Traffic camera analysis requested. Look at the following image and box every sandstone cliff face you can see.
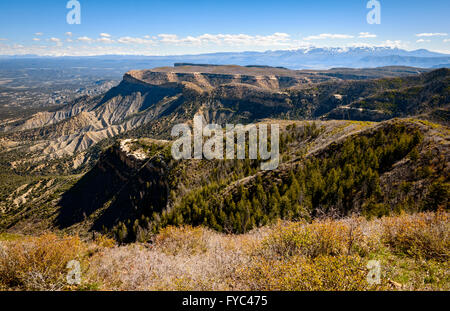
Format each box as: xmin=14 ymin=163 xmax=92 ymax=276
xmin=125 ymin=69 xmax=306 ymax=90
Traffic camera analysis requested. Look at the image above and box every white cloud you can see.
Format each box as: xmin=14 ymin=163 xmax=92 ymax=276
xmin=48 ymin=37 xmax=62 ymax=47
xmin=359 ymin=32 xmax=377 ymax=38
xmin=66 ymin=38 xmax=73 ymax=42
xmin=158 ymin=34 xmax=178 ymax=43
xmin=303 ymin=33 xmax=354 ymax=40
xmin=97 ymin=37 xmax=115 ymax=44
xmin=117 ymin=36 xmax=155 ymax=44
xmin=77 ymin=36 xmax=93 ymax=43
xmin=65 ymin=32 xmax=73 ymax=37
xmin=32 ymin=38 xmax=41 ymax=42
xmin=444 ymin=39 xmax=450 ymax=43
xmin=416 ymin=39 xmax=431 ymax=43
xmin=0 ymin=38 xmax=7 ymax=41
xmin=34 ymin=32 xmax=44 ymax=36
xmin=416 ymin=33 xmax=447 ymax=37
xmin=100 ymin=33 xmax=111 ymax=38
xmin=157 ymin=32 xmax=293 ymax=47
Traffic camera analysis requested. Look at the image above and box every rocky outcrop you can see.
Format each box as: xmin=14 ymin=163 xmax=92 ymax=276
xmin=125 ymin=66 xmax=311 ymax=90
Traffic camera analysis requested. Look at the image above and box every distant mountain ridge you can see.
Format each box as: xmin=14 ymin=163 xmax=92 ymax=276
xmin=1 ymin=47 xmax=449 ymax=70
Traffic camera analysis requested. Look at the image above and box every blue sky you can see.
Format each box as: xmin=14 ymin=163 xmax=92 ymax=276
xmin=0 ymin=0 xmax=449 ymax=56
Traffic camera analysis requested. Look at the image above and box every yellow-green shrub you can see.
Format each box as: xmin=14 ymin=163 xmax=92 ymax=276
xmin=381 ymin=212 xmax=449 ymax=261
xmin=259 ymin=219 xmax=368 ymax=259
xmin=0 ymin=233 xmax=84 ymax=290
xmin=94 ymin=235 xmax=116 ymax=249
xmin=242 ymin=255 xmax=382 ymax=291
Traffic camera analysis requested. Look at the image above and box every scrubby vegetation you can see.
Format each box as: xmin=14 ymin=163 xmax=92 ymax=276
xmin=0 ymin=233 xmax=85 ymax=290
xmin=1 ymin=212 xmax=448 ymax=291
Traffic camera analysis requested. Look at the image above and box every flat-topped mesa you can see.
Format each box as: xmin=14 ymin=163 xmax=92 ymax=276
xmin=124 ymin=65 xmax=311 ymax=90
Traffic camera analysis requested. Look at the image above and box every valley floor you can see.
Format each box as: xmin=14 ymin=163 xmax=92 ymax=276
xmin=0 ymin=211 xmax=448 ymax=291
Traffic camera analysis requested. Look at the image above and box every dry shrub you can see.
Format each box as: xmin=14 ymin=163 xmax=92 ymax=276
xmin=0 ymin=233 xmax=84 ymax=290
xmin=94 ymin=235 xmax=116 ymax=249
xmin=381 ymin=212 xmax=449 ymax=261
xmin=86 ymin=241 xmax=251 ymax=291
xmin=84 ymin=227 xmax=270 ymax=290
xmin=241 ymin=255 xmax=380 ymax=291
xmin=259 ymin=218 xmax=369 ymax=259
xmin=153 ymin=226 xmax=209 ymax=256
